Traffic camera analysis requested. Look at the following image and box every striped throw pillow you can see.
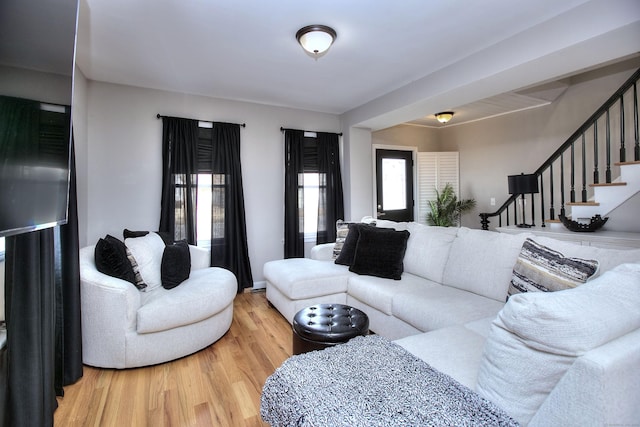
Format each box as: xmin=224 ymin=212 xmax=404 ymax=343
xmin=507 ymin=238 xmax=599 ymax=300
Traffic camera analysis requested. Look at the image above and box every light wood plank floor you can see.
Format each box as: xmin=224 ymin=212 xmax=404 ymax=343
xmin=54 ymin=290 xmax=291 ymax=426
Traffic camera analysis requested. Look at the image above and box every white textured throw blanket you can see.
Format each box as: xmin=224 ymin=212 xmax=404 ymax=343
xmin=261 ymin=335 xmax=518 ymax=427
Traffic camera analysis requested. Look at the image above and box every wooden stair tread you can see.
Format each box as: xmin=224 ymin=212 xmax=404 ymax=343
xmin=614 ymin=160 xmax=640 ymax=166
xmin=590 ymin=182 xmax=627 ymax=187
xmin=546 ymin=219 xmax=562 ymax=223
xmin=566 ymin=201 xmax=600 ymax=206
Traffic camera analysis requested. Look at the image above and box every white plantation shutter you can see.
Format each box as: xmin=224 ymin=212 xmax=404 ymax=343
xmin=417 ymin=152 xmax=459 ymax=224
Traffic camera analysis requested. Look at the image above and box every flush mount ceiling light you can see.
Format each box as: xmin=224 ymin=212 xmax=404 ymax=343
xmin=296 ymin=25 xmax=337 ymax=58
xmin=435 ymin=112 xmax=454 ymax=124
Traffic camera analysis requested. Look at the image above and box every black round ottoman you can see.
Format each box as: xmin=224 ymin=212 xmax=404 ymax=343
xmin=292 ymin=304 xmax=369 ymax=355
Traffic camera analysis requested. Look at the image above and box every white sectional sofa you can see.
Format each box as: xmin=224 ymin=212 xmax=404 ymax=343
xmin=263 ymin=220 xmax=640 ymax=426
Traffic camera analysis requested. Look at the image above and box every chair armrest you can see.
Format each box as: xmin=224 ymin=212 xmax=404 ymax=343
xmin=79 ymin=246 xmax=141 ymax=367
xmin=79 ymin=246 xmax=141 ymax=328
xmin=310 ymin=243 xmax=335 ymax=261
xmin=189 ymin=245 xmax=211 ymax=270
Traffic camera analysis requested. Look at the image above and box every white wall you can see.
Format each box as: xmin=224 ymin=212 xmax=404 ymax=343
xmin=341 ymin=127 xmax=375 ymax=222
xmin=372 ymin=125 xmax=440 ymax=153
xmin=80 ymin=81 xmax=340 ymax=285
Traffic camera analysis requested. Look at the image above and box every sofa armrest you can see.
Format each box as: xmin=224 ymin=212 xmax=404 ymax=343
xmin=310 ymin=243 xmax=335 ymax=261
xmin=530 ymin=328 xmax=640 ymax=427
xmin=189 ymin=245 xmax=211 ymax=271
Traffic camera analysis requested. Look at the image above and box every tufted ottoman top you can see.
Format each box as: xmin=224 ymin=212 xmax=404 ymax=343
xmin=293 ymin=304 xmax=369 ymax=343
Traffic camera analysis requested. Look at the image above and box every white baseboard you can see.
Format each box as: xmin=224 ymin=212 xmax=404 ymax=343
xmin=252 ymin=281 xmax=266 ymax=290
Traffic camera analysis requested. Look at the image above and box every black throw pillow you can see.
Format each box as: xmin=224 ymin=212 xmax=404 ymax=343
xmin=335 ymin=223 xmax=375 ymax=266
xmin=94 ymin=235 xmax=137 ymax=284
xmin=161 ymin=240 xmax=191 ymax=289
xmin=349 ymin=226 xmax=410 ymax=280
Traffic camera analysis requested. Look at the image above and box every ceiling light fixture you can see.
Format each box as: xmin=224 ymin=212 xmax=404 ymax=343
xmin=296 ymin=25 xmax=337 ymax=58
xmin=435 ymin=112 xmax=454 ymax=124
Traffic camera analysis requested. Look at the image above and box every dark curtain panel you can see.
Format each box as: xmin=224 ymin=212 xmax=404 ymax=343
xmin=55 ymin=137 xmax=83 ymax=388
xmin=316 ymin=132 xmax=344 ymax=244
xmin=210 ymin=123 xmax=254 ymax=291
xmin=4 ymin=229 xmax=57 ymax=427
xmin=284 ymin=130 xmax=305 ymax=258
xmin=159 ymin=117 xmax=199 ymax=244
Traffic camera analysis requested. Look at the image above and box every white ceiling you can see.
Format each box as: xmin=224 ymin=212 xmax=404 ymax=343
xmin=76 ymin=0 xmax=640 ymax=129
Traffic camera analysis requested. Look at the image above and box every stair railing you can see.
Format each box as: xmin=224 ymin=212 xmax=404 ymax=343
xmin=480 ymin=67 xmax=640 ymax=230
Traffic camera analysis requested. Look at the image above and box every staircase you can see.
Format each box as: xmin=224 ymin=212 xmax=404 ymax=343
xmin=567 ymin=162 xmax=640 ymax=221
xmin=480 ymin=68 xmax=640 ymax=231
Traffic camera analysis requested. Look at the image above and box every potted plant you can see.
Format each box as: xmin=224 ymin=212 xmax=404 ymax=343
xmin=427 ymin=183 xmax=476 ymax=227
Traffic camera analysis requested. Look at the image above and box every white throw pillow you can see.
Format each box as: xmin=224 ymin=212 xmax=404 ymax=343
xmin=125 ymin=232 xmax=167 ymax=292
xmin=476 ymin=263 xmax=640 ymax=425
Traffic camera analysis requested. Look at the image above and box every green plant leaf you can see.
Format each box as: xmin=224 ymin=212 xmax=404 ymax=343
xmin=426 ymin=183 xmax=476 ymax=227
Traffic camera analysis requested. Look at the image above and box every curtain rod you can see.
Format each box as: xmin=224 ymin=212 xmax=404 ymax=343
xmin=280 ymin=126 xmax=342 ymax=136
xmin=157 ymin=113 xmax=246 ymax=127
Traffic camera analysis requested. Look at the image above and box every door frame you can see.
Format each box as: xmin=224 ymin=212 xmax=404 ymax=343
xmin=371 ymin=144 xmax=418 ymax=222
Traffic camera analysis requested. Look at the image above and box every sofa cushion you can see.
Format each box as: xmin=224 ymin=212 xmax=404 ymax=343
xmin=263 ymin=258 xmax=351 ymax=299
xmin=137 ymin=267 xmax=236 ymax=334
xmin=94 ymin=235 xmax=138 ymax=286
xmin=403 ymin=223 xmax=458 ymax=283
xmin=395 ymin=324 xmax=487 ymax=389
xmin=125 ymin=232 xmax=167 ymax=292
xmin=161 ymin=240 xmax=191 ymax=289
xmin=392 ymin=284 xmax=504 ymax=332
xmin=442 ymin=228 xmax=531 ymax=302
xmin=476 ymin=263 xmax=640 ymax=426
xmin=348 ymin=273 xmax=436 ymax=316
xmin=508 ymin=238 xmax=598 ymax=298
xmin=349 ymin=226 xmax=410 ymax=280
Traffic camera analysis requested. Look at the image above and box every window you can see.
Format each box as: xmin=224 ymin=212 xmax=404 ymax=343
xmin=195 ymin=173 xmax=226 ymax=248
xmin=381 ymin=157 xmax=408 ymax=210
xmin=194 ymin=124 xmax=227 ymax=249
xmin=284 ymin=129 xmax=343 ymax=258
xmin=0 ymin=237 xmax=4 ymax=262
xmin=301 ymin=172 xmax=320 ymax=240
xmin=168 ymin=124 xmax=228 ymax=248
xmin=299 ymin=133 xmax=328 ymax=241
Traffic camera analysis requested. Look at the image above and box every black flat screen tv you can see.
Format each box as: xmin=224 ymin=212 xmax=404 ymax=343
xmin=0 ymin=0 xmax=78 ymax=238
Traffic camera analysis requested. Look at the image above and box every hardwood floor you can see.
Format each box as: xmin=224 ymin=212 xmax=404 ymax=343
xmin=54 ymin=290 xmax=292 ymax=426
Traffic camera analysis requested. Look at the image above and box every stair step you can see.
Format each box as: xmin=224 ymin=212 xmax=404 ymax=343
xmin=614 ymin=160 xmax=640 ymax=166
xmin=590 ymin=182 xmax=627 ymax=187
xmin=566 ymin=201 xmax=600 ymax=206
xmin=546 ymin=219 xmax=562 ymax=223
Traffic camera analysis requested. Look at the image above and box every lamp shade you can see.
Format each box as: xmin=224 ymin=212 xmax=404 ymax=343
xmin=508 ymin=173 xmax=539 ymax=195
xmin=296 ymin=25 xmax=336 ymax=56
